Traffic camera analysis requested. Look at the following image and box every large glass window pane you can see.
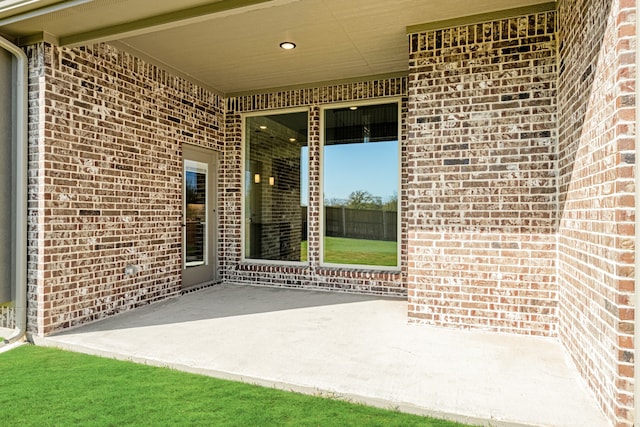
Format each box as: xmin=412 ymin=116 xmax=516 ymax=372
xmin=244 ymin=111 xmax=308 ymax=262
xmin=323 ymin=102 xmax=399 ymax=267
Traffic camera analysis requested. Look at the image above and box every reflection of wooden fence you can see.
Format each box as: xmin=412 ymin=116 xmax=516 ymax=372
xmin=300 ymin=206 xmax=397 ymax=241
xmin=327 ymin=207 xmax=397 ymax=241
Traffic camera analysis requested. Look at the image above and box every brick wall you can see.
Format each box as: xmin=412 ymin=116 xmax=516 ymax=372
xmin=19 ymin=7 xmax=636 ymax=423
xmin=224 ymin=81 xmax=408 ymax=295
xmin=557 ymin=0 xmax=636 ymax=425
xmin=26 ymin=43 xmax=225 ymax=335
xmin=25 ymin=43 xmax=410 ymax=335
xmin=406 ymin=11 xmax=558 ymax=335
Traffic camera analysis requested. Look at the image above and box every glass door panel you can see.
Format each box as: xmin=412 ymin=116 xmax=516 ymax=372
xmin=185 ymin=160 xmax=208 ymax=267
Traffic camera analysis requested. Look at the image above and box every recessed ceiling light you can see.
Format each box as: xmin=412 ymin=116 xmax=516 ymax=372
xmin=279 ymin=41 xmax=296 ymax=50
xmin=259 ymin=125 xmax=267 ymax=130
xmin=289 ymin=138 xmax=297 ymax=142
xmin=349 ymin=106 xmax=358 ymax=110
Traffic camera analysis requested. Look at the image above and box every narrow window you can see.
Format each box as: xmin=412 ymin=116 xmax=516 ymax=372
xmin=244 ymin=110 xmax=309 ymax=262
xmin=322 ymin=102 xmax=399 ymax=268
xmin=184 ymin=160 xmax=208 ymax=267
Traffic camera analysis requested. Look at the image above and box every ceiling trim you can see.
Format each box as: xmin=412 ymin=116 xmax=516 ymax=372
xmin=227 ymin=71 xmax=408 ymax=99
xmin=59 ymin=0 xmax=301 ymax=48
xmin=109 ymin=40 xmax=224 ymax=98
xmin=0 ymin=31 xmax=16 ymax=43
xmin=0 ymin=0 xmax=92 ymax=26
xmin=406 ymin=2 xmax=557 ymax=34
xmin=0 ymin=0 xmax=41 ymax=15
xmin=16 ymin=30 xmax=58 ymax=46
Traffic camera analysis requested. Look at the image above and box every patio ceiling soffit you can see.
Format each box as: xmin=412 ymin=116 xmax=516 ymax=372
xmin=0 ymin=0 xmax=557 ymax=96
xmin=2 ymin=0 xmax=302 ymax=47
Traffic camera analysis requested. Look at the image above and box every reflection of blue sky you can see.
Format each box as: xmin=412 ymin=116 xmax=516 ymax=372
xmin=186 ymin=170 xmax=206 ymax=204
xmin=300 ymin=140 xmax=398 ymax=206
xmin=186 ymin=171 xmax=197 ymax=190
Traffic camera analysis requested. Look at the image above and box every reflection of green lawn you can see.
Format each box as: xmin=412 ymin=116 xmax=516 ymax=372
xmin=300 ymin=237 xmax=397 ymax=266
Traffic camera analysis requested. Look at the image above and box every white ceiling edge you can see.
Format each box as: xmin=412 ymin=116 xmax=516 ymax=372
xmin=62 ymin=0 xmax=305 ymax=47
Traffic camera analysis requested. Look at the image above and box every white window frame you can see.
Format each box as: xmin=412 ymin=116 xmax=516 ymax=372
xmin=241 ymin=107 xmax=310 ymax=266
xmin=319 ymin=98 xmax=402 ymax=271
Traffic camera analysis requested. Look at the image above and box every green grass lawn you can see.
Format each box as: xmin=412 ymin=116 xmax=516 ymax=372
xmin=301 ymin=237 xmax=397 ymax=266
xmin=0 ymin=345 xmax=471 ymax=427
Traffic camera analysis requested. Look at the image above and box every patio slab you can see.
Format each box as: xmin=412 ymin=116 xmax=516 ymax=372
xmin=37 ymin=283 xmax=607 ymax=427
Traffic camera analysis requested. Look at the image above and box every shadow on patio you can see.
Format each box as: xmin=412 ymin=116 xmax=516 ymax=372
xmin=38 ymin=284 xmax=607 ymax=427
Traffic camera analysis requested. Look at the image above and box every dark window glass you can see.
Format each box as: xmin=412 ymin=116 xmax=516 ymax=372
xmin=244 ymin=111 xmax=308 ymax=262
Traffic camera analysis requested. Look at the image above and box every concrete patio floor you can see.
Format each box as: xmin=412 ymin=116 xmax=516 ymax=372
xmin=37 ymin=283 xmax=607 ymax=427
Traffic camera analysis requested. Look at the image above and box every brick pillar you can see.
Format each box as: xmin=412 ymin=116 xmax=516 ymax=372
xmin=407 ymin=11 xmax=559 ymax=335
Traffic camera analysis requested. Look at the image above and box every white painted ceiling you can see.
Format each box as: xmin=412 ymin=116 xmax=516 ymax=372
xmin=0 ymin=0 xmax=552 ymax=95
